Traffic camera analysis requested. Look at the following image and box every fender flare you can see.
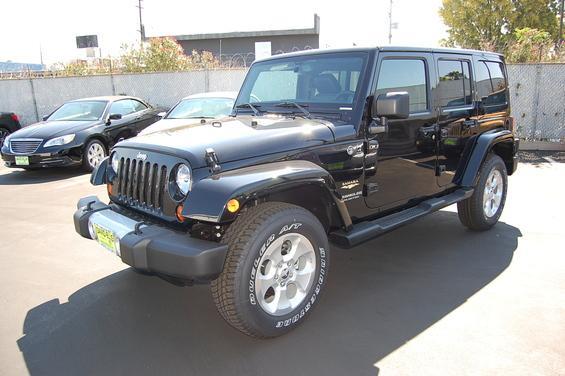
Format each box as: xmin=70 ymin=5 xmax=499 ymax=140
xmin=182 ymin=160 xmax=351 ymax=228
xmin=456 ymin=128 xmax=515 ymax=187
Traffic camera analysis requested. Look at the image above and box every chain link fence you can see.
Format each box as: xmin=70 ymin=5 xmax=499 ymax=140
xmin=506 ymin=64 xmax=565 ymax=141
xmin=0 ymin=64 xmax=563 ymax=143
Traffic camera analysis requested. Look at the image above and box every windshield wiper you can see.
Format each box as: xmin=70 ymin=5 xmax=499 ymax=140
xmin=235 ymin=103 xmax=261 ymax=116
xmin=274 ymin=101 xmax=311 ymax=119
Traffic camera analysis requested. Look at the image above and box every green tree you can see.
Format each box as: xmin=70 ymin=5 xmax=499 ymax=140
xmin=120 ymin=38 xmax=220 ymax=73
xmin=506 ymin=27 xmax=564 ymax=62
xmin=440 ymin=0 xmax=560 ymax=52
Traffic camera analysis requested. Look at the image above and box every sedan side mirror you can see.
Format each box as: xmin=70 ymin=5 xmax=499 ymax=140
xmin=157 ymin=111 xmax=167 ymax=118
xmin=42 ymin=115 xmax=49 ymax=121
xmin=109 ymin=113 xmax=122 ymax=120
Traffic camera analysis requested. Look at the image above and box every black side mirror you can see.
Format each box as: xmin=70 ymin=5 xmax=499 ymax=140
xmin=42 ymin=115 xmax=49 ymax=121
xmin=106 ymin=113 xmax=122 ymax=125
xmin=371 ymin=92 xmax=410 ymax=119
xmin=368 ymin=92 xmax=410 ymax=135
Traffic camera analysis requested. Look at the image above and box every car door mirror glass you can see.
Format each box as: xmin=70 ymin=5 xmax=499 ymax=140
xmin=109 ymin=113 xmax=122 ymax=120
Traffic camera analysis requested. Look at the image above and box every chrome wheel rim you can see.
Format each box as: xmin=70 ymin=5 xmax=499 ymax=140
xmin=483 ymin=169 xmax=503 ymax=218
xmin=254 ymin=232 xmax=317 ymax=316
xmin=87 ymin=143 xmax=105 ymax=168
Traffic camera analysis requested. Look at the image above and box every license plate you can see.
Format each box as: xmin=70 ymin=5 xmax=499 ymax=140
xmin=93 ymin=223 xmax=119 ymax=255
xmin=15 ymin=156 xmax=29 ymax=166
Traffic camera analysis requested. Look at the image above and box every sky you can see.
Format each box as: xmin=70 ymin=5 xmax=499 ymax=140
xmin=0 ymin=0 xmax=447 ymax=66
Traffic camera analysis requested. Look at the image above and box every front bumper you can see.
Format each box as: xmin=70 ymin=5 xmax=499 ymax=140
xmin=1 ymin=152 xmax=81 ymax=168
xmin=73 ymin=196 xmax=228 ymax=281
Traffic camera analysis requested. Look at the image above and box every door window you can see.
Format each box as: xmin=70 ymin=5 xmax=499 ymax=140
xmin=437 ymin=60 xmax=472 ymax=107
xmin=476 ymin=61 xmax=508 ymax=106
xmin=376 ymin=59 xmax=428 ymax=113
xmin=110 ymin=99 xmax=146 ymax=116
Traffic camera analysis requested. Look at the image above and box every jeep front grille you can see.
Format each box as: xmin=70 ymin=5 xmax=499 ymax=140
xmin=10 ymin=139 xmax=42 ymax=154
xmin=115 ymin=157 xmax=168 ymax=211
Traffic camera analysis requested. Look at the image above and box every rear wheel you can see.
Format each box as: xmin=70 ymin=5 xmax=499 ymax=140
xmin=0 ymin=127 xmax=10 ymax=148
xmin=457 ymin=154 xmax=508 ymax=231
xmin=211 ymin=202 xmax=329 ymax=338
xmin=82 ymin=139 xmax=107 ymax=172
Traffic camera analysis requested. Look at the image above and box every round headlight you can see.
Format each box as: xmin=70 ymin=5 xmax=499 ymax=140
xmin=110 ymin=152 xmax=119 ymax=172
xmin=175 ymin=164 xmax=192 ymax=195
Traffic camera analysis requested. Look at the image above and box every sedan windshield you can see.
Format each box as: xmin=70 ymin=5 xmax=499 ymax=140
xmin=236 ymin=52 xmax=368 ymax=111
xmin=166 ymin=98 xmax=235 ymax=119
xmin=48 ymin=101 xmax=107 ymax=121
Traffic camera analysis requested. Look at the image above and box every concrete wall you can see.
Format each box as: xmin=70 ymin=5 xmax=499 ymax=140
xmin=0 ymin=64 xmax=563 ymax=142
xmin=179 ymin=34 xmax=319 ymax=58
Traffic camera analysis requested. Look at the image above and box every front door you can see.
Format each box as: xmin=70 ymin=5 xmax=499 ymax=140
xmin=364 ymin=52 xmax=440 ymax=211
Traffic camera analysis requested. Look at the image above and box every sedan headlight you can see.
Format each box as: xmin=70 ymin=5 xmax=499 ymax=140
xmin=110 ymin=152 xmax=119 ymax=172
xmin=175 ymin=164 xmax=192 ymax=195
xmin=44 ymin=134 xmax=75 ymax=147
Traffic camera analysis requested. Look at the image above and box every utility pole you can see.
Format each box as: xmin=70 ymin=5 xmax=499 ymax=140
xmin=388 ymin=0 xmax=393 ymax=44
xmin=559 ymin=0 xmax=564 ymax=47
xmin=137 ymin=0 xmax=145 ymax=43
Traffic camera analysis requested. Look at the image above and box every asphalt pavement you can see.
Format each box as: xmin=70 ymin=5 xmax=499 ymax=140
xmin=0 ymin=155 xmax=563 ymax=375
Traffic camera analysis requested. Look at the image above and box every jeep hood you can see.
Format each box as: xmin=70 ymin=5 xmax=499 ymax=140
xmin=116 ymin=115 xmax=335 ymax=168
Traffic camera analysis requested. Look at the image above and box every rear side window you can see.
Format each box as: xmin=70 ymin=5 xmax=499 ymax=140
xmin=376 ymin=59 xmax=428 ymax=113
xmin=476 ymin=61 xmax=508 ymax=106
xmin=437 ymin=60 xmax=472 ymax=107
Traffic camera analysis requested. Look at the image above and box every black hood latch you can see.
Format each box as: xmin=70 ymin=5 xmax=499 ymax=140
xmin=205 ymin=148 xmax=221 ymax=174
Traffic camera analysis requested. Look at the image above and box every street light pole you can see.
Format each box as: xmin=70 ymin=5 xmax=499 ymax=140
xmin=388 ymin=0 xmax=393 ymax=44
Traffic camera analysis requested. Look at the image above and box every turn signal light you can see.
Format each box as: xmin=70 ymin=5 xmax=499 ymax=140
xmin=176 ymin=205 xmax=185 ymax=222
xmin=227 ymin=199 xmax=240 ymax=213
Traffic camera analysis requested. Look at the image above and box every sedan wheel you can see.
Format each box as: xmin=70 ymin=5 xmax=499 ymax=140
xmin=0 ymin=128 xmax=9 ymax=148
xmin=83 ymin=140 xmax=106 ymax=171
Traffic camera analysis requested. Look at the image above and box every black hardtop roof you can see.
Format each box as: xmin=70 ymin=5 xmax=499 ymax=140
xmin=255 ymin=46 xmax=504 ymax=63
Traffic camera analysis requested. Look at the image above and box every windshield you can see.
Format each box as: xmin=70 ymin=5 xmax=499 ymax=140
xmin=236 ymin=52 xmax=368 ymax=111
xmin=166 ymin=97 xmax=235 ymax=119
xmin=48 ymin=101 xmax=107 ymax=121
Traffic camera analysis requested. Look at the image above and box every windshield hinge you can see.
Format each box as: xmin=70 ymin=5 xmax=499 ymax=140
xmin=205 ymin=148 xmax=221 ymax=174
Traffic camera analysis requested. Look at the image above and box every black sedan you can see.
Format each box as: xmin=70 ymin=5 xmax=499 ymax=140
xmin=1 ymin=96 xmax=163 ymax=171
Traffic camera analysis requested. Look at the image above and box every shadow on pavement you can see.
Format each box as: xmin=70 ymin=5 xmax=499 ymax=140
xmin=0 ymin=167 xmax=86 ymax=185
xmin=17 ymin=211 xmax=521 ymax=376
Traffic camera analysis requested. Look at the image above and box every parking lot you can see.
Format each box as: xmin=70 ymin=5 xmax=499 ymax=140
xmin=0 ymin=153 xmax=563 ymax=376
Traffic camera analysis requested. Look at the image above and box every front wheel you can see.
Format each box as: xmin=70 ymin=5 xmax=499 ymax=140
xmin=211 ymin=202 xmax=330 ymax=338
xmin=457 ymin=153 xmax=508 ymax=231
xmin=82 ymin=139 xmax=107 ymax=172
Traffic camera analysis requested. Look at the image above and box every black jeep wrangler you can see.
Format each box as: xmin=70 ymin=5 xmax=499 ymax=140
xmin=74 ymin=47 xmax=519 ymax=338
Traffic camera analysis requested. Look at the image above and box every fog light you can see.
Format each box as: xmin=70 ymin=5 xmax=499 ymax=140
xmin=227 ymin=199 xmax=240 ymax=213
xmin=87 ymin=218 xmax=97 ymax=240
xmin=176 ymin=205 xmax=185 ymax=222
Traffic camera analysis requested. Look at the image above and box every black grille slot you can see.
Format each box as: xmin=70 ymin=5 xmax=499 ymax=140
xmin=116 ymin=157 xmax=166 ymax=211
xmin=10 ymin=139 xmax=42 ymax=154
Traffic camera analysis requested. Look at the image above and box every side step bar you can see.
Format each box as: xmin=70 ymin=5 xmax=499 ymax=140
xmin=329 ymin=188 xmax=474 ymax=248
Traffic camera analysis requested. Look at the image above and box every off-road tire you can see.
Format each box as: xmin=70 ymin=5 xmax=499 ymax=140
xmin=82 ymin=139 xmax=107 ymax=172
xmin=211 ymin=202 xmax=330 ymax=338
xmin=457 ymin=153 xmax=507 ymax=231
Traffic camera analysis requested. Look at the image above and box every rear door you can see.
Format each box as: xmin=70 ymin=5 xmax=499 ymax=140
xmin=433 ymin=53 xmax=477 ymax=187
xmin=364 ymin=52 xmax=440 ymax=211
